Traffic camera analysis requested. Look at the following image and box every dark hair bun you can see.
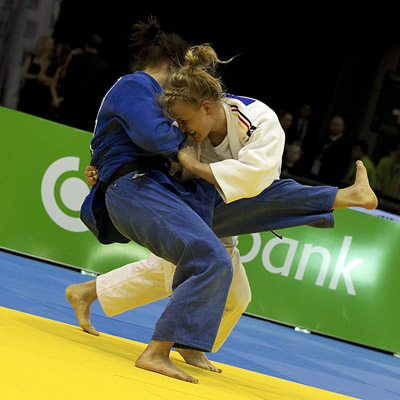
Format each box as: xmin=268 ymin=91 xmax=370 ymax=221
xmin=129 ymin=16 xmax=161 ymax=47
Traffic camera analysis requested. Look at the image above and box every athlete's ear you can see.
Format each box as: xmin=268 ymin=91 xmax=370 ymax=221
xmin=201 ymin=100 xmax=213 ymax=113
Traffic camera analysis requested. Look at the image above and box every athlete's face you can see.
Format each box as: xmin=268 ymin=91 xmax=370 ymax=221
xmin=170 ymin=100 xmax=213 ymax=143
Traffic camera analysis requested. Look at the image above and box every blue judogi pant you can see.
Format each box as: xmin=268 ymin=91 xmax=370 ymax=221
xmin=213 ymin=179 xmax=337 ymax=238
xmin=105 ymin=172 xmax=337 ymax=352
xmin=105 ymin=171 xmax=233 ymax=352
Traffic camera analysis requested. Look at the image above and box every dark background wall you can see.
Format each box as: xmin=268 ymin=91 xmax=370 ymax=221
xmin=53 ymin=2 xmax=400 ymax=160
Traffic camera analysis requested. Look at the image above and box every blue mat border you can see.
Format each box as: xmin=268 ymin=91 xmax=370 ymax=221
xmin=1 ymin=249 xmax=400 ymax=400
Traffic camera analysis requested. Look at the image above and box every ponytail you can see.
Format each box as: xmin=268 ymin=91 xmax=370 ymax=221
xmin=160 ymin=44 xmax=233 ymax=111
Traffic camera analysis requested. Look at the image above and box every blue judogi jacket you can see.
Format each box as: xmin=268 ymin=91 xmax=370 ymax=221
xmin=80 ymin=72 xmax=187 ymax=244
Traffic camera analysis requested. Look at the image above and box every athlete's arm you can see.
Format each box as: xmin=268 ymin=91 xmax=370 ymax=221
xmin=178 ymin=146 xmax=221 ymax=190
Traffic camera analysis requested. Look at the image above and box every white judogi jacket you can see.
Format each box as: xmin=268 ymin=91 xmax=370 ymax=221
xmin=184 ymin=94 xmax=285 ymax=204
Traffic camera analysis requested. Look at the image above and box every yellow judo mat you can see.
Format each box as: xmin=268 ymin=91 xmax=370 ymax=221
xmin=0 ymin=306 xmax=360 ymax=400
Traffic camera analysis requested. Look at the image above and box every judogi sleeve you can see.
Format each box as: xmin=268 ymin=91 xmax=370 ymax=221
xmin=103 ymin=76 xmax=186 ymax=157
xmin=210 ymin=102 xmax=285 ymax=203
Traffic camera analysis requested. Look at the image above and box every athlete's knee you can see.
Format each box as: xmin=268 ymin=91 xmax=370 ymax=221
xmin=219 ymin=236 xmax=238 ymax=253
xmin=220 ymin=237 xmax=252 ymax=309
xmin=229 ymin=278 xmax=252 ymax=311
xmin=216 ymin=251 xmax=234 ymax=280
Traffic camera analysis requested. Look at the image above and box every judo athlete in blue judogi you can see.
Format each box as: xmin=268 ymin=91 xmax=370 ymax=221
xmin=80 ymin=21 xmax=234 ymax=384
xmin=81 ymin=72 xmax=234 ymax=377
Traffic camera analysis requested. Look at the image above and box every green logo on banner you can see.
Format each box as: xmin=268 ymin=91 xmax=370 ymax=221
xmin=41 ymin=156 xmax=89 ymax=232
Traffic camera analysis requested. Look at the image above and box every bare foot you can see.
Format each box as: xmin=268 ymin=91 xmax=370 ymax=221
xmin=177 ymin=349 xmax=222 ymax=373
xmin=352 ymin=160 xmax=378 ymax=210
xmin=136 ymin=341 xmax=198 ymax=384
xmin=65 ymin=281 xmax=99 ymax=336
xmin=333 ymin=160 xmax=378 ymax=210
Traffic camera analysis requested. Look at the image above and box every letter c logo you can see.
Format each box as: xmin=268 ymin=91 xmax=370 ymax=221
xmin=41 ymin=157 xmax=89 ymax=232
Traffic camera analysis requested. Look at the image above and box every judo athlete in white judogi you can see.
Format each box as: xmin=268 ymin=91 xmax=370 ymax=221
xmin=69 ymin=45 xmax=377 ymax=380
xmin=94 ymin=94 xmax=339 ymax=352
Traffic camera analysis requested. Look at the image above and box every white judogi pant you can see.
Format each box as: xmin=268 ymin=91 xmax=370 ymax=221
xmin=96 ymin=236 xmax=251 ymax=352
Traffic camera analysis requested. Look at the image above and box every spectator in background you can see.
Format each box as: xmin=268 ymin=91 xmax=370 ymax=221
xmin=56 ymin=33 xmax=110 ymax=131
xmin=281 ymin=142 xmax=307 ymax=177
xmin=310 ymin=115 xmax=351 ymax=186
xmin=40 ymin=41 xmax=72 ymax=86
xmin=35 ymin=41 xmax=72 ymax=119
xmin=277 ymin=109 xmax=293 ymax=134
xmin=375 ymin=142 xmax=400 ymax=200
xmin=342 ymin=139 xmax=376 ymax=188
xmin=50 ymin=46 xmax=82 ymax=121
xmin=286 ymin=103 xmax=315 ymax=148
xmin=17 ymin=36 xmax=55 ymax=118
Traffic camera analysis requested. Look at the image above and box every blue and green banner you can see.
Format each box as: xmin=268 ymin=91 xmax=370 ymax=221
xmin=237 ymin=209 xmax=400 ymax=354
xmin=1 ymin=106 xmax=399 ymax=354
xmin=0 ymin=107 xmax=149 ymax=273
